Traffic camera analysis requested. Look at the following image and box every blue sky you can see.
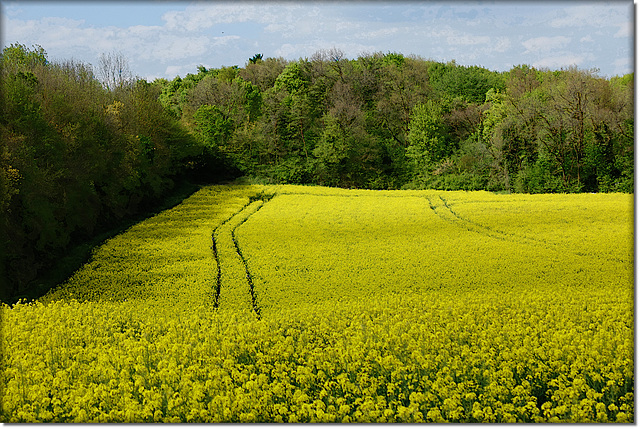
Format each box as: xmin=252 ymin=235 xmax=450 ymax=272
xmin=1 ymin=1 xmax=634 ymax=81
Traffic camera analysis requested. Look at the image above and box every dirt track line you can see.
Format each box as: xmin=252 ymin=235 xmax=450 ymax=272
xmin=211 ymin=202 xmax=257 ymax=309
xmin=231 ymin=208 xmax=262 ymax=320
xmin=427 ymin=194 xmax=627 ymax=265
xmin=426 ymin=193 xmax=560 ymax=250
xmin=211 ymin=191 xmax=276 ymax=317
xmin=437 ymin=195 xmax=545 ymax=246
xmin=211 ymin=203 xmax=252 ymax=309
xmin=211 ymin=231 xmax=222 ymax=308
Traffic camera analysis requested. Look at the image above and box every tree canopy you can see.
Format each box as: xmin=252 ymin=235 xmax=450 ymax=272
xmin=159 ymin=50 xmax=632 ymax=193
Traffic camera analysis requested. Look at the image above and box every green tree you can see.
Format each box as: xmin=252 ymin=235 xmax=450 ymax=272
xmin=374 ymin=56 xmax=433 ymax=149
xmin=428 ymin=61 xmax=506 ymax=103
xmin=0 ymin=44 xmax=199 ymax=302
xmin=239 ymin=57 xmax=287 ymax=92
xmin=406 ymin=100 xmax=450 ymax=174
xmin=158 ymin=51 xmax=633 ymax=194
xmin=1 ymin=42 xmax=47 ymax=71
xmin=313 ymin=114 xmax=349 ymax=185
xmin=248 ymin=53 xmax=263 ymax=64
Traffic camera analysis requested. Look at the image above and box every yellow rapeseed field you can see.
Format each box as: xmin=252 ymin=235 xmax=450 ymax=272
xmin=1 ymin=184 xmax=633 ymax=422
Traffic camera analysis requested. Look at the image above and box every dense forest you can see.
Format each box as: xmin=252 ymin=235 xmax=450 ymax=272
xmin=0 ymin=44 xmax=634 ymax=302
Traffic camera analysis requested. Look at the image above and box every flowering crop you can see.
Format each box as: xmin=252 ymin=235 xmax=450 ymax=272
xmin=1 ymin=185 xmax=633 ymax=422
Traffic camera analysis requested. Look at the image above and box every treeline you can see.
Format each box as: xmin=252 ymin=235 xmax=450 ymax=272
xmin=0 ymin=44 xmax=634 ymax=302
xmin=159 ymin=49 xmax=633 ymax=192
xmin=0 ymin=44 xmax=205 ymax=302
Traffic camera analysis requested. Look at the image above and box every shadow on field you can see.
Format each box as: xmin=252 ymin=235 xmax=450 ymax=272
xmin=4 ymin=179 xmax=215 ymax=305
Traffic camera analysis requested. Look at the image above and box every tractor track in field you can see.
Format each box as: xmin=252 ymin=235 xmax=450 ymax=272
xmin=425 ymin=194 xmax=627 ymax=265
xmin=231 ymin=213 xmax=262 ymax=319
xmin=426 ymin=194 xmax=561 ymax=250
xmin=211 ymin=207 xmax=244 ymax=309
xmin=211 ymin=191 xmax=276 ymax=318
xmin=427 ymin=194 xmax=545 ymax=246
xmin=211 ymin=231 xmax=223 ymax=307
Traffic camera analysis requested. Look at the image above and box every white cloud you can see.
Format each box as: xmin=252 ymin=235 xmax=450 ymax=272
xmin=549 ymin=3 xmax=632 ymax=39
xmin=335 ymin=21 xmax=357 ymax=34
xmin=3 ymin=4 xmax=23 ymax=18
xmin=533 ymin=55 xmax=585 ymax=70
xmin=522 ymin=36 xmax=571 ymax=54
xmin=613 ymin=21 xmax=633 ymax=38
xmin=1 ymin=2 xmax=632 ymax=79
xmin=3 ymin=14 xmax=220 ymax=73
xmin=549 ymin=4 xmax=613 ymax=28
xmin=354 ymin=27 xmax=399 ymax=40
xmin=264 ymin=23 xmax=291 ymax=34
xmin=154 ymin=36 xmax=211 ymax=62
xmin=162 ymin=3 xmax=289 ymax=32
xmin=263 ymin=7 xmax=360 ymax=39
xmin=447 ymin=34 xmax=490 ymax=46
xmin=3 ymin=19 xmax=36 ymax=43
xmin=212 ymin=35 xmax=241 ymax=46
xmin=612 ymin=57 xmax=631 ymax=76
xmin=126 ymin=25 xmax=163 ymax=37
xmin=274 ymin=43 xmax=302 ymax=58
xmin=40 ymin=16 xmax=85 ymax=27
xmin=165 ymin=63 xmax=200 ymax=78
xmin=428 ymin=26 xmax=457 ymax=39
xmin=493 ymin=37 xmax=511 ymax=53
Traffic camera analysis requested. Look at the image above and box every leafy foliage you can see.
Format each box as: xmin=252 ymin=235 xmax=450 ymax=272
xmin=157 ymin=52 xmax=632 ymax=193
xmin=0 ymin=44 xmax=198 ymax=302
xmin=406 ymin=100 xmax=451 ymax=173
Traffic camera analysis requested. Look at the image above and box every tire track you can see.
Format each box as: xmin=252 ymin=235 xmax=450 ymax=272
xmin=231 ymin=210 xmax=262 ymax=319
xmin=211 ymin=232 xmax=222 ymax=308
xmin=211 ymin=191 xmax=276 ymax=318
xmin=426 ymin=193 xmax=626 ymax=264
xmin=211 ymin=204 xmax=251 ymax=309
xmin=437 ymin=195 xmax=545 ymax=246
xmin=426 ymin=193 xmax=558 ymax=250
xmin=427 ymin=193 xmax=554 ymax=247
